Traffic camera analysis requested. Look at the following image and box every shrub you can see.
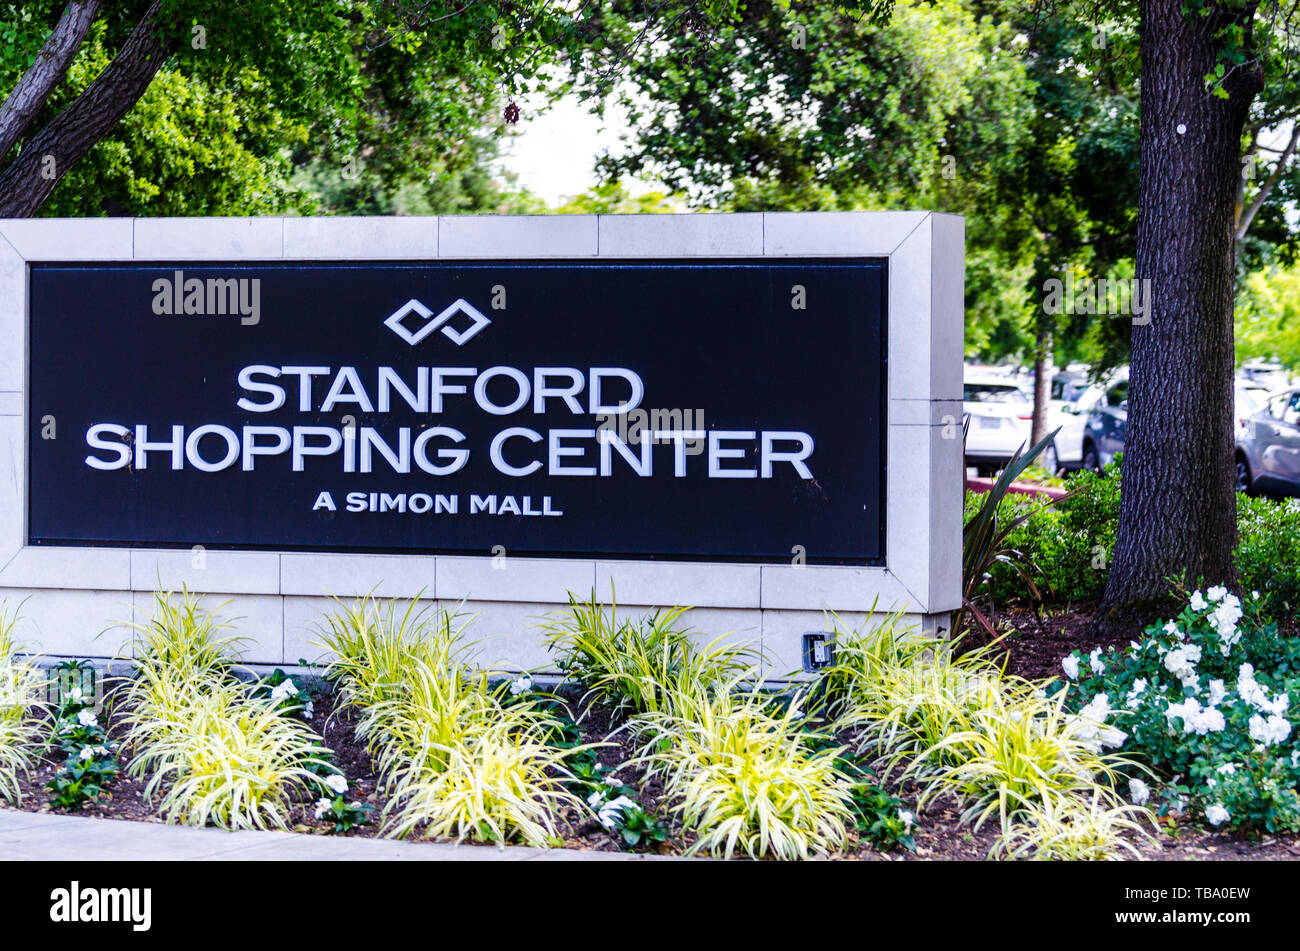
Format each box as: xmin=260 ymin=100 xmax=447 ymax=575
xmin=990 ymin=791 xmax=1152 ymax=861
xmin=1053 ymin=587 xmax=1300 ymax=834
xmin=1236 ymin=496 xmax=1300 ymax=618
xmin=122 ymin=589 xmax=248 ymax=685
xmin=325 ymin=599 xmax=591 ymax=847
xmin=973 ymin=461 xmax=1122 ymax=607
xmin=820 ymin=612 xmax=1011 ymax=771
xmin=542 ymin=590 xmax=757 ymax=716
xmin=818 ymin=611 xmax=1150 ymax=857
xmin=122 ymin=592 xmax=334 ymax=831
xmin=133 ymin=683 xmax=331 ymax=830
xmin=907 ymin=687 xmax=1137 ymax=832
xmin=634 ymin=684 xmax=855 ymax=860
xmin=0 ymin=611 xmax=46 ymax=804
xmin=316 ymin=594 xmax=468 ymax=713
xmin=377 ymin=716 xmax=584 ymax=846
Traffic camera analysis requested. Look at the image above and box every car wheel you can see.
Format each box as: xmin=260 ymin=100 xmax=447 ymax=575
xmin=1043 ymin=442 xmax=1060 ymax=476
xmin=1082 ymin=441 xmax=1099 ymax=472
xmin=1235 ymin=455 xmax=1252 ymax=494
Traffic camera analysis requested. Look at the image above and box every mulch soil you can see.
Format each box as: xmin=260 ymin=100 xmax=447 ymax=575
xmin=3 ymin=613 xmax=1299 ymax=861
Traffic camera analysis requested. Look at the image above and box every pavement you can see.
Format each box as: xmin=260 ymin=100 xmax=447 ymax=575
xmin=0 ymin=808 xmax=677 ymax=861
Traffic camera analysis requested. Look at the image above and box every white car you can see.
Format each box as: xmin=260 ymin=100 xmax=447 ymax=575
xmin=963 ymin=373 xmax=1033 ymax=472
xmin=1042 ymin=371 xmax=1097 ymax=473
xmin=1235 ymin=379 xmax=1271 ymax=439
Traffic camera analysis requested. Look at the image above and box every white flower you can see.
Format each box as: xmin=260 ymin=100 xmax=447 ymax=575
xmin=1217 ymin=762 xmax=1237 ymax=776
xmin=68 ymin=686 xmax=83 ymax=702
xmin=509 ymin=674 xmax=533 ymax=697
xmin=1208 ymin=595 xmax=1242 ymax=651
xmin=1126 ymin=678 xmax=1148 ymax=710
xmin=1062 ymin=654 xmax=1080 ymax=680
xmin=586 ymin=791 xmax=604 ymax=808
xmin=597 ymin=795 xmax=638 ymax=830
xmin=1070 ymin=694 xmax=1127 ymax=751
xmin=76 ymin=709 xmax=97 ymax=727
xmin=604 ymin=775 xmax=623 ymax=788
xmin=1163 ymin=644 xmax=1201 ymax=681
xmin=1237 ymin=664 xmax=1289 ymax=715
xmin=270 ymin=678 xmax=298 ymax=701
xmin=1207 ymin=585 xmax=1228 ymax=603
xmin=1089 ymin=647 xmax=1106 ymax=676
xmin=1248 ymin=713 xmax=1292 ymax=747
xmin=313 ymin=798 xmax=332 ymax=819
xmin=899 ymin=810 xmax=915 ymax=829
xmin=79 ymin=746 xmax=94 ymax=760
xmin=1190 ymin=591 xmax=1208 ymax=612
xmin=1201 ymin=675 xmax=1222 ymax=706
xmin=301 ymin=700 xmax=314 ymax=720
xmin=1163 ymin=620 xmax=1185 ymax=641
xmin=1205 ymin=804 xmax=1230 ymax=827
xmin=1129 ymin=778 xmax=1150 ymax=805
xmin=325 ymin=774 xmax=348 ymax=794
xmin=1252 ymin=591 xmax=1260 ymax=601
xmin=1165 ymin=698 xmax=1225 ymax=735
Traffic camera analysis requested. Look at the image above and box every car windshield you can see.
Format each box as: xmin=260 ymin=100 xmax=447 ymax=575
xmin=965 ymin=383 xmax=1029 ymax=404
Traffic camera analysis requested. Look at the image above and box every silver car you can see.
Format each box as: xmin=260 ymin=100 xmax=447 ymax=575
xmin=1236 ymin=387 xmax=1300 ymax=496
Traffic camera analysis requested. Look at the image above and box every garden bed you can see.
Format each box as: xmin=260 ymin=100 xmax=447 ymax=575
xmin=3 ymin=587 xmax=1300 ymax=861
xmin=2 ymin=674 xmax=1297 ymax=861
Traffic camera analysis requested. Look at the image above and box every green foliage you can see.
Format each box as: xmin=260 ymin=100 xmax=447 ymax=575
xmin=1236 ymin=267 xmax=1300 ymax=369
xmin=121 ymin=589 xmax=248 ymax=686
xmin=982 ymin=459 xmax=1300 ymax=615
xmin=1052 ymin=588 xmax=1300 ymax=835
xmin=837 ymin=755 xmax=917 ymax=852
xmin=2 ymin=1 xmax=567 ymax=217
xmin=554 ymin=181 xmax=683 ymax=215
xmin=322 ymin=597 xmax=588 ymax=846
xmin=0 ymin=611 xmax=46 ymax=804
xmin=972 ymin=456 xmax=1122 ymax=605
xmin=820 ymin=611 xmax=1150 ymax=856
xmin=315 ymin=594 xmax=468 ymax=715
xmin=1236 ymin=497 xmax=1300 ymax=618
xmin=958 ymin=430 xmax=1056 ymax=637
xmin=634 ymin=684 xmax=856 ymax=860
xmin=541 ymin=590 xmax=758 ymax=716
xmin=131 ymin=684 xmax=332 ymax=830
xmin=121 ymin=592 xmax=332 ymax=830
xmin=314 ymin=793 xmax=374 ymax=834
xmin=989 ymin=791 xmax=1151 ymax=861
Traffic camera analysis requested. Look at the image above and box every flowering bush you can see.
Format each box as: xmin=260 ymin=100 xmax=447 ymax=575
xmin=1053 ymin=588 xmax=1300 ymax=834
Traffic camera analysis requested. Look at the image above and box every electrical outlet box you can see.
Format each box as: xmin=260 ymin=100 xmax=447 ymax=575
xmin=801 ymin=633 xmax=835 ymax=672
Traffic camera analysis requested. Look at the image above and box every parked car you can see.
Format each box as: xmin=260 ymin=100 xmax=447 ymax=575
xmin=1235 ymin=379 xmax=1271 ymax=439
xmin=1236 ymin=387 xmax=1300 ymax=497
xmin=1080 ymin=370 xmax=1129 ymax=470
xmin=1042 ymin=369 xmax=1102 ymax=474
xmin=963 ymin=373 xmax=1032 ymax=472
xmin=1239 ymin=359 xmax=1292 ymax=394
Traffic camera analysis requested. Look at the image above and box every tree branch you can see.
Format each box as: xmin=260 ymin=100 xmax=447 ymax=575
xmin=0 ymin=0 xmax=104 ymax=162
xmin=1237 ymin=121 xmax=1300 ymax=241
xmin=0 ymin=0 xmax=175 ymax=218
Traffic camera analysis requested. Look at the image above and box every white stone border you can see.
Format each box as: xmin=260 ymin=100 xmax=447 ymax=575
xmin=0 ymin=212 xmax=964 ymax=663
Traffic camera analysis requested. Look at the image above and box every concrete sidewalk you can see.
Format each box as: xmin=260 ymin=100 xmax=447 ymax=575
xmin=0 ymin=809 xmax=677 ymax=861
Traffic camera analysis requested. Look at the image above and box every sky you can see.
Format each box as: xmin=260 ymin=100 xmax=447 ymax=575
xmin=494 ymin=93 xmax=656 ymax=206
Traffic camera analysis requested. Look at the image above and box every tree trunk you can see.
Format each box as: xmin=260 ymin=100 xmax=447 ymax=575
xmin=1095 ymin=0 xmax=1262 ymax=631
xmin=0 ymin=0 xmax=173 ymax=218
xmin=1030 ymin=321 xmax=1051 ymax=449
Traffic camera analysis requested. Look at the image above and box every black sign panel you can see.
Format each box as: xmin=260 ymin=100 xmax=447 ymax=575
xmin=28 ymin=259 xmax=887 ymax=564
